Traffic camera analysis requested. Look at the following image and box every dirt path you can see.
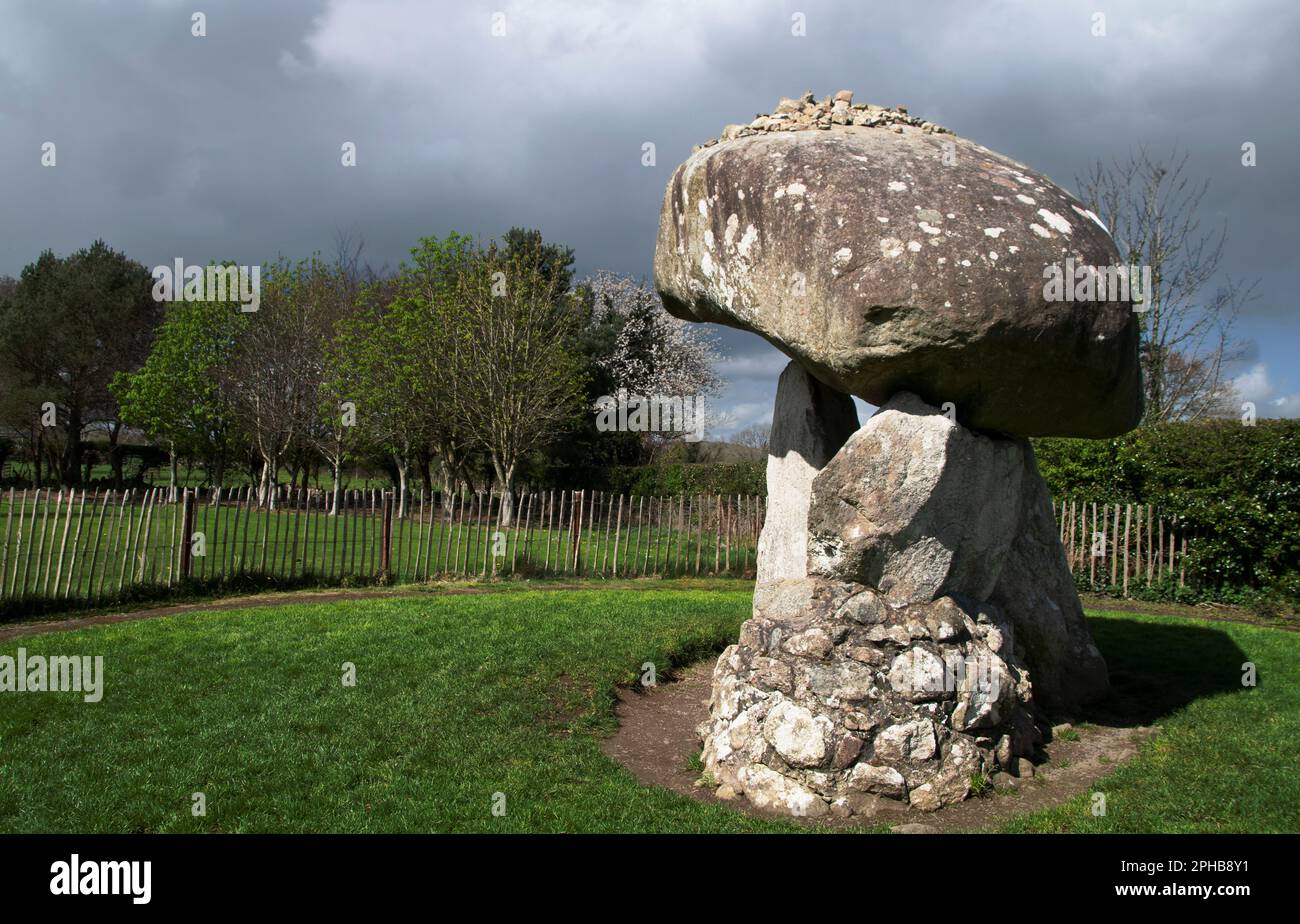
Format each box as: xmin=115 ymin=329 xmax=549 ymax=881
xmin=603 ymin=660 xmax=1155 ymax=833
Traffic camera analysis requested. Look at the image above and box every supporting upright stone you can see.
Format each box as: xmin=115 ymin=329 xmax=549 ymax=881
xmin=989 ymin=443 xmax=1110 ymax=714
xmin=753 ymin=361 xmax=858 ymax=618
xmin=807 ymin=392 xmax=1022 ymax=604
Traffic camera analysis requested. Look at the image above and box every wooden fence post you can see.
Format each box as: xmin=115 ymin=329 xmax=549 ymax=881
xmin=1110 ymin=503 xmax=1120 ymax=586
xmin=1122 ymin=503 xmax=1132 ymax=598
xmin=53 ymin=488 xmax=75 ymax=597
xmin=380 ymin=491 xmax=393 ymax=578
xmin=1146 ymin=505 xmax=1154 ymax=584
xmin=714 ymin=494 xmax=722 ymax=574
xmin=86 ymin=490 xmax=110 ymax=600
xmin=1179 ymin=534 xmax=1187 ymax=588
xmin=571 ymin=490 xmax=583 ymax=574
xmin=180 ymin=490 xmax=195 ymax=579
xmin=612 ymin=495 xmax=623 ymax=577
xmin=1158 ymin=518 xmax=1166 ymax=579
xmin=1134 ymin=502 xmax=1142 ymax=588
xmin=1066 ymin=501 xmax=1076 ymax=574
xmin=1089 ymin=501 xmax=1097 ymax=588
xmin=0 ymin=487 xmax=13 ymax=600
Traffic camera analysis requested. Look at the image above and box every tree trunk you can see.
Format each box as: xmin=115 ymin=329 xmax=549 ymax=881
xmin=394 ymin=452 xmax=409 ymax=519
xmin=169 ymin=441 xmax=179 ymax=502
xmin=258 ymin=454 xmax=277 ymax=509
xmin=33 ymin=428 xmax=43 ymax=487
xmin=62 ymin=405 xmax=83 ymax=486
xmin=492 ymin=457 xmax=516 ymax=527
xmin=108 ymin=422 xmax=124 ymax=491
xmin=331 ymin=457 xmax=344 ymax=516
xmin=420 ymin=450 xmax=433 ymax=497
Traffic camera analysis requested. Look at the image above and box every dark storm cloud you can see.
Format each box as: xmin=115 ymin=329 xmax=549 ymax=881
xmin=2 ymin=0 xmax=1297 ymax=427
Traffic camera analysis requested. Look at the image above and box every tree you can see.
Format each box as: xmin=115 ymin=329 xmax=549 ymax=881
xmin=220 ymin=256 xmax=347 ymax=507
xmin=446 ymin=236 xmax=588 ymax=525
xmin=585 ymin=271 xmax=723 ymax=457
xmin=389 ymin=232 xmax=478 ymax=502
xmin=587 ymin=271 xmax=722 ymax=398
xmin=113 ymin=274 xmax=247 ymax=497
xmin=731 ymin=422 xmax=771 ymax=453
xmin=502 ymin=227 xmax=575 ymax=292
xmin=0 ymin=241 xmax=161 ymax=486
xmin=304 ymin=233 xmax=385 ymax=514
xmin=325 ymin=276 xmax=432 ymax=517
xmin=1077 ymin=147 xmax=1257 ymax=423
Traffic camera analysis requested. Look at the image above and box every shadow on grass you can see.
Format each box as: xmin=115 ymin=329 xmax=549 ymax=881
xmin=1083 ymin=615 xmax=1249 ymax=727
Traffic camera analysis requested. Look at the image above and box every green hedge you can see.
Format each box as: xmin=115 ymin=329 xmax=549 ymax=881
xmin=1035 ymin=419 xmax=1300 ymax=605
xmin=602 ymin=462 xmax=765 ymax=497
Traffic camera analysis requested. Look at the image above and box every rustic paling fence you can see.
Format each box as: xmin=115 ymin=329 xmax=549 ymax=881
xmin=0 ymin=485 xmax=1192 ymax=613
xmin=1052 ymin=498 xmax=1195 ymax=595
xmin=0 ymin=486 xmax=767 ymax=611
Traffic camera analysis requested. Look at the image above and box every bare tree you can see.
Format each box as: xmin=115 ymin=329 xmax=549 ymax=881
xmin=447 ymin=238 xmax=587 ymax=525
xmin=1077 ymin=146 xmax=1257 ymax=423
xmin=731 ymin=422 xmax=771 ymax=453
xmin=221 ymin=257 xmax=348 ymax=507
xmin=306 ymin=231 xmax=382 ymax=515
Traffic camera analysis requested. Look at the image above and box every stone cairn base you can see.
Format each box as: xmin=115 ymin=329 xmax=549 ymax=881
xmin=699 ymin=372 xmax=1109 ymax=818
xmin=701 ymin=579 xmax=1038 ymax=817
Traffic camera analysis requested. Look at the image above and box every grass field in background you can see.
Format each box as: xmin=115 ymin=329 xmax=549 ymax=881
xmin=0 ymin=589 xmax=1296 ymax=833
xmin=0 ymin=491 xmax=759 ymax=610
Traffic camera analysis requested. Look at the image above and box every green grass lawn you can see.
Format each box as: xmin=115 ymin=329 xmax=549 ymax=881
xmin=1000 ymin=609 xmax=1300 ymax=833
xmin=0 ymin=589 xmax=1296 ymax=833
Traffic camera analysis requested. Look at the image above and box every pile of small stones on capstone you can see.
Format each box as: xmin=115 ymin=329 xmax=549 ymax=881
xmin=693 ymin=90 xmax=951 ymax=152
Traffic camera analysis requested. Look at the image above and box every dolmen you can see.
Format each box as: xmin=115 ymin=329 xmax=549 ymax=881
xmin=653 ymin=91 xmax=1142 ymax=817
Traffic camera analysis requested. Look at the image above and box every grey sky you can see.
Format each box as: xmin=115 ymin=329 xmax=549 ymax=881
xmin=2 ymin=0 xmax=1296 ymax=433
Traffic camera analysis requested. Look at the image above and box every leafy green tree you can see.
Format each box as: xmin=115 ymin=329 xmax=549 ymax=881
xmin=389 ymin=232 xmax=479 ymax=501
xmin=502 ymin=227 xmax=575 ymax=292
xmin=112 ymin=284 xmax=247 ymax=495
xmin=325 ymin=276 xmax=430 ymax=517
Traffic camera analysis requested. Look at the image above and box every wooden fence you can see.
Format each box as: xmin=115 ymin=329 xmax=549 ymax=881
xmin=0 ymin=485 xmax=1193 ymax=614
xmin=1053 ymin=498 xmax=1193 ymax=595
xmin=0 ymin=486 xmax=766 ymax=610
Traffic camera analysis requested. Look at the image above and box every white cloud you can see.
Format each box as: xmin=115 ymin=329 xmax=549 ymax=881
xmin=1233 ymin=363 xmax=1300 ymax=418
xmin=715 ymin=350 xmax=790 ymax=382
xmin=299 ymin=0 xmax=754 ymax=104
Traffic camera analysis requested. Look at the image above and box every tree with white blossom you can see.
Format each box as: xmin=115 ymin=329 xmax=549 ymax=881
xmin=583 ymin=271 xmax=723 ymax=452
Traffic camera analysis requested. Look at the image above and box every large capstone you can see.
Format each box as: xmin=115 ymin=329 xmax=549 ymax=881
xmin=654 ymin=118 xmax=1143 ymax=437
